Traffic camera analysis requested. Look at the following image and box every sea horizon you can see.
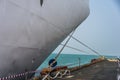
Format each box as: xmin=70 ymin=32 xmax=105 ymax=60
xmin=37 ymin=53 xmax=117 ymax=70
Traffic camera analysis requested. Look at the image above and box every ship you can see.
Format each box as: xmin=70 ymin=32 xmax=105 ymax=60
xmin=0 ymin=0 xmax=89 ymax=79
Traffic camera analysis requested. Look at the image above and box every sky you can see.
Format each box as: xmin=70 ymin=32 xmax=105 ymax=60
xmin=53 ymin=0 xmax=120 ymax=56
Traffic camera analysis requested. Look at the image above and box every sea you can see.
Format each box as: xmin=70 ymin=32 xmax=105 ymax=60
xmin=37 ymin=53 xmax=117 ymax=70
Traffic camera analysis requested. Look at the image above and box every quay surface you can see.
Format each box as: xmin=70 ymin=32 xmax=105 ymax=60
xmin=57 ymin=60 xmax=118 ymax=80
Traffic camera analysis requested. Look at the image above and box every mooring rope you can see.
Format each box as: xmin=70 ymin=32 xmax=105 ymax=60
xmin=55 ymin=30 xmax=75 ymax=60
xmin=60 ymin=44 xmax=90 ymax=54
xmin=0 ymin=71 xmax=35 ymax=80
xmin=71 ymin=36 xmax=103 ymax=57
xmin=0 ymin=30 xmax=105 ymax=80
xmin=42 ymin=31 xmax=75 ymax=80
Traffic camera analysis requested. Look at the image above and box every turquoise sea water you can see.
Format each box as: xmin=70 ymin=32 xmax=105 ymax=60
xmin=37 ymin=54 xmax=117 ymax=70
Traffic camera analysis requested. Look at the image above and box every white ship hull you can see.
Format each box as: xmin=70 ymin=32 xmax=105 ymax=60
xmin=0 ymin=0 xmax=89 ymax=78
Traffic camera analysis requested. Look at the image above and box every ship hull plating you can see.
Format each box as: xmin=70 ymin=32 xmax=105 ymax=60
xmin=0 ymin=0 xmax=89 ymax=78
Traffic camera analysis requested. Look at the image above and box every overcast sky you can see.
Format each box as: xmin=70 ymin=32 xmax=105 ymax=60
xmin=53 ymin=0 xmax=120 ymax=56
